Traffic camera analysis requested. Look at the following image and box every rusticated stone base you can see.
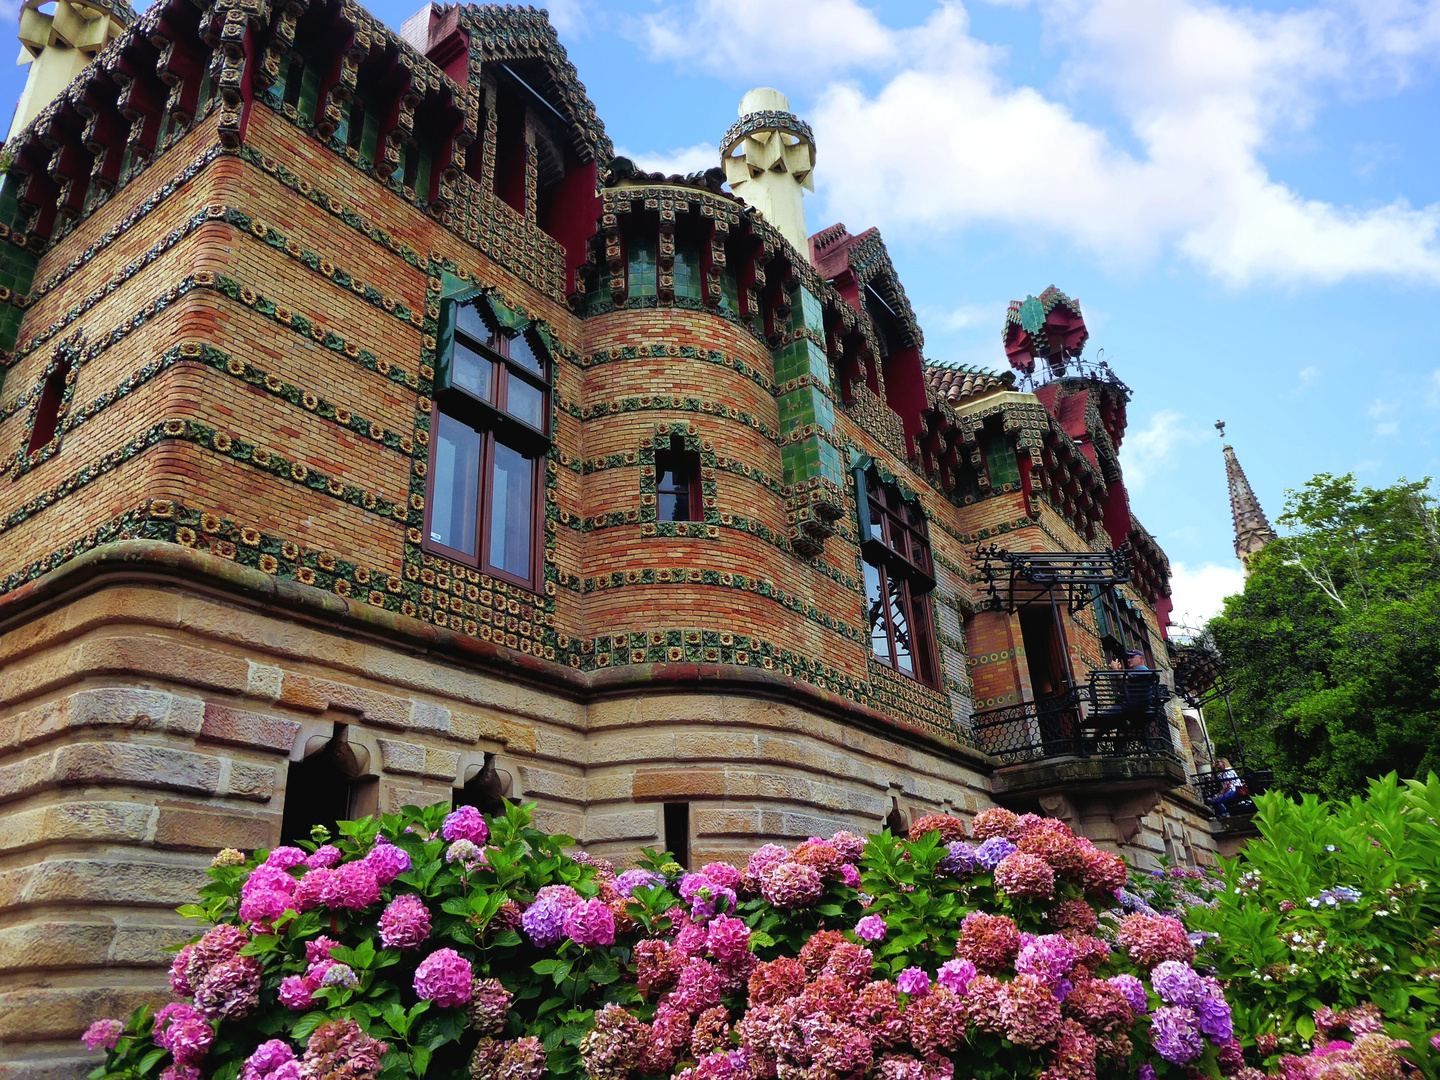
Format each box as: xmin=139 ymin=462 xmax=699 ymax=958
xmin=0 ymin=550 xmax=1222 ymax=1076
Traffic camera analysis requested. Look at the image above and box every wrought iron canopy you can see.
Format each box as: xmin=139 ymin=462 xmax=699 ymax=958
xmin=1167 ymin=624 xmax=1226 ymax=707
xmin=975 ymin=543 xmax=1132 ymax=613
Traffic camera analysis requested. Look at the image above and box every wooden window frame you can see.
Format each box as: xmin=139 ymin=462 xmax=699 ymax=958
xmin=654 ymin=435 xmax=701 ymax=522
xmin=858 ymin=469 xmax=940 ymax=687
xmin=423 ymin=301 xmax=550 ymax=591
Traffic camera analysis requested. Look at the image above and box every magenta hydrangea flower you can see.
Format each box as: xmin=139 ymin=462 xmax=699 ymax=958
xmin=263 ymin=846 xmax=308 ymax=871
xmin=360 ymin=841 xmax=409 ymax=886
xmin=292 ymin=867 xmax=339 ymax=911
xmin=305 ymin=936 xmax=340 ymax=965
xmin=413 ymin=948 xmax=474 ymax=1008
xmin=897 ymin=967 xmax=930 ymax=997
xmin=840 ymin=863 xmax=861 ymax=887
xmin=701 ymin=862 xmax=741 ymax=890
xmin=564 ymin=898 xmax=616 ymax=947
xmin=238 ymin=887 xmax=291 ymax=928
xmin=81 ymin=1019 xmax=123 ymax=1052
xmin=854 ymin=915 xmax=887 ymax=942
xmin=379 ymin=894 xmax=432 ymax=949
xmin=307 ymin=845 xmax=342 ymax=869
xmin=442 ymin=805 xmax=489 ymax=845
xmin=241 ymin=1039 xmax=295 ymax=1080
xmin=705 ymin=915 xmax=752 ymax=968
xmin=937 ymin=958 xmax=976 ymax=995
xmin=278 ymin=975 xmax=313 ymax=1010
xmin=1014 ymin=934 xmax=1076 ymax=986
xmin=332 ymin=860 xmax=380 ymax=911
xmin=745 ymin=844 xmax=790 ymax=879
xmin=679 ymin=873 xmax=715 ymax=904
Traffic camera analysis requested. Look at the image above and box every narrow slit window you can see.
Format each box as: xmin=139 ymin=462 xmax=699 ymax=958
xmin=26 ymin=358 xmax=70 ymax=456
xmin=654 ymin=435 xmax=700 ymax=522
xmin=664 ymin=802 xmax=690 ymax=869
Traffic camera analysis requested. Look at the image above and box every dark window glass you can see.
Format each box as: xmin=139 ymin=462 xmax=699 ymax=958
xmin=862 ymin=471 xmax=939 ymax=685
xmin=654 ymin=436 xmax=700 ymax=522
xmin=282 ymin=53 xmax=305 ymax=108
xmin=27 ymin=358 xmax=70 ymax=456
xmin=673 ymin=242 xmax=700 ymax=300
xmin=425 ymin=300 xmax=551 ymax=587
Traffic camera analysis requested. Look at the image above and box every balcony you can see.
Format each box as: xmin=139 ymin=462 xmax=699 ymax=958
xmin=973 ymin=670 xmax=1188 ymax=800
xmin=1191 ymin=767 xmax=1274 ymax=820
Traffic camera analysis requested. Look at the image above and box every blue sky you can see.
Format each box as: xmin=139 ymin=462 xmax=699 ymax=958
xmin=5 ymin=0 xmax=1438 ymax=623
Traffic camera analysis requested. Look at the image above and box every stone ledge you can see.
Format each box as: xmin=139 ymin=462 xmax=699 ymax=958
xmin=990 ymin=755 xmax=1187 ymax=802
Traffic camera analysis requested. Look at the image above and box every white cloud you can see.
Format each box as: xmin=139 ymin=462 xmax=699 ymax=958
xmin=541 ymin=0 xmax=591 ymax=36
xmin=614 ymin=142 xmax=723 ymax=179
xmin=633 ymin=0 xmax=899 ymax=84
xmin=1119 ymin=409 xmax=1209 ymax=489
xmin=1367 ymin=397 xmax=1400 ymax=436
xmin=1298 ymin=365 xmax=1321 ymax=387
xmin=1169 ymin=560 xmax=1246 ymax=625
xmin=923 ymin=300 xmax=1008 ymax=333
xmin=637 ymin=0 xmax=1440 ymax=287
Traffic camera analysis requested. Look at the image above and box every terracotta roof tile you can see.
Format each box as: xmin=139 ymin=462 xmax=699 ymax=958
xmin=924 ymin=364 xmax=1013 ymax=405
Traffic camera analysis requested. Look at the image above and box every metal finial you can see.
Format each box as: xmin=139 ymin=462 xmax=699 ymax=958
xmin=1214 ymin=420 xmax=1226 ymax=438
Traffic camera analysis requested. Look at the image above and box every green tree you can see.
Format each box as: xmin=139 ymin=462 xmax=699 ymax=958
xmin=1208 ymin=473 xmax=1440 ymax=798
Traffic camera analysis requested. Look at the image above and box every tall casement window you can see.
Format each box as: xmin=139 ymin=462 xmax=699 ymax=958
xmin=859 ymin=469 xmax=939 ymax=685
xmin=654 ymin=435 xmax=701 ymax=522
xmin=426 ymin=296 xmax=550 ymax=589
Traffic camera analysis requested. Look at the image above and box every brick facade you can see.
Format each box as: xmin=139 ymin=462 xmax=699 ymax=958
xmin=0 ymin=4 xmax=1219 ymax=1074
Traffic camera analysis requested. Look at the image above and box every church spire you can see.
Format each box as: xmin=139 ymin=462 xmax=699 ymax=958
xmin=1215 ymin=421 xmax=1276 ymax=574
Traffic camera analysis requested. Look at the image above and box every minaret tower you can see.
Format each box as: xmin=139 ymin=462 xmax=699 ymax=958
xmin=8 ymin=0 xmax=126 ymax=141
xmin=1216 ymin=421 xmax=1277 ymax=574
xmin=720 ymin=88 xmax=815 ymax=257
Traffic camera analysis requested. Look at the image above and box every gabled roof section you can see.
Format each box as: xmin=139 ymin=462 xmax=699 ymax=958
xmin=455 ymin=4 xmax=612 ymax=164
xmin=809 ymin=223 xmax=922 ymax=351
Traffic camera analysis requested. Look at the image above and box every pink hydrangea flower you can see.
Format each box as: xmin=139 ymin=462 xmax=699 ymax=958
xmin=994 ymin=851 xmax=1056 ymax=899
xmin=292 ymin=867 xmax=339 ymax=911
xmin=829 ymin=831 xmax=867 ymax=863
xmin=241 ymin=1039 xmax=296 ymax=1080
xmin=564 ymin=898 xmax=616 ymax=947
xmin=854 ymin=915 xmax=887 ymax=942
xmin=378 ymin=895 xmax=432 ymax=949
xmin=413 ymin=948 xmax=473 ymax=1008
xmin=81 ymin=1019 xmax=122 ymax=1052
xmin=305 ymin=936 xmax=340 ymax=965
xmin=238 ymin=887 xmax=291 ymax=928
xmin=840 ymin=863 xmax=861 ymax=887
xmin=442 ymin=805 xmax=489 ymax=845
xmin=701 ymin=862 xmax=741 ymax=890
xmin=759 ymin=861 xmax=824 ymax=908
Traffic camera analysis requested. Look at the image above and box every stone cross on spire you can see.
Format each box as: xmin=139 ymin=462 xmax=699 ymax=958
xmin=1216 ymin=421 xmax=1276 ymax=574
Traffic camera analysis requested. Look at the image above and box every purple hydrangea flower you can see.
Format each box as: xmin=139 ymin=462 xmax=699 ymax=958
xmin=441 ymin=806 xmax=488 ymax=845
xmin=940 ymin=841 xmax=980 ymax=876
xmin=1150 ymin=1005 xmax=1204 ymax=1064
xmin=1150 ymin=961 xmax=1205 ymax=1006
xmin=1196 ymin=995 xmax=1233 ymax=1044
xmin=522 ymin=896 xmax=569 ymax=948
xmin=974 ymin=836 xmax=1018 ymax=871
xmin=363 ymin=841 xmax=411 ymax=885
xmin=1109 ymin=974 xmax=1148 ymax=1015
xmin=615 ymin=869 xmax=664 ymax=896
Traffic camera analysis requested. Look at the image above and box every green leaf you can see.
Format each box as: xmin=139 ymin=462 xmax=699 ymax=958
xmin=411 ymin=1046 xmax=431 ymax=1076
xmin=138 ymin=1049 xmax=167 ymax=1076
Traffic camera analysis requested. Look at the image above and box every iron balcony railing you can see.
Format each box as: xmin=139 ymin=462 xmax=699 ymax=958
xmin=971 ymin=670 xmax=1177 ymax=767
xmin=1190 ymin=767 xmax=1274 ymax=819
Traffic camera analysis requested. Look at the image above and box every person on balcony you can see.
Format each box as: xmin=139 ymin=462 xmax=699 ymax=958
xmin=1207 ymin=758 xmax=1245 ymax=817
xmin=1126 ymin=650 xmax=1150 ymax=671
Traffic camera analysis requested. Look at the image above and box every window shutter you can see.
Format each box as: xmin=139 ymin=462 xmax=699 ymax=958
xmin=854 ymin=464 xmax=876 ymax=545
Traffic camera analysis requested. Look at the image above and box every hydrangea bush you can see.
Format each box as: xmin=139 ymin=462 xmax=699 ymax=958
xmin=85 ymin=803 xmax=1261 ymax=1080
xmin=1173 ymin=773 xmax=1440 ymax=1076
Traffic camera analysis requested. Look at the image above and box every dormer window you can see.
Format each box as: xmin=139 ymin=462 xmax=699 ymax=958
xmin=426 ymin=296 xmax=551 ymax=589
